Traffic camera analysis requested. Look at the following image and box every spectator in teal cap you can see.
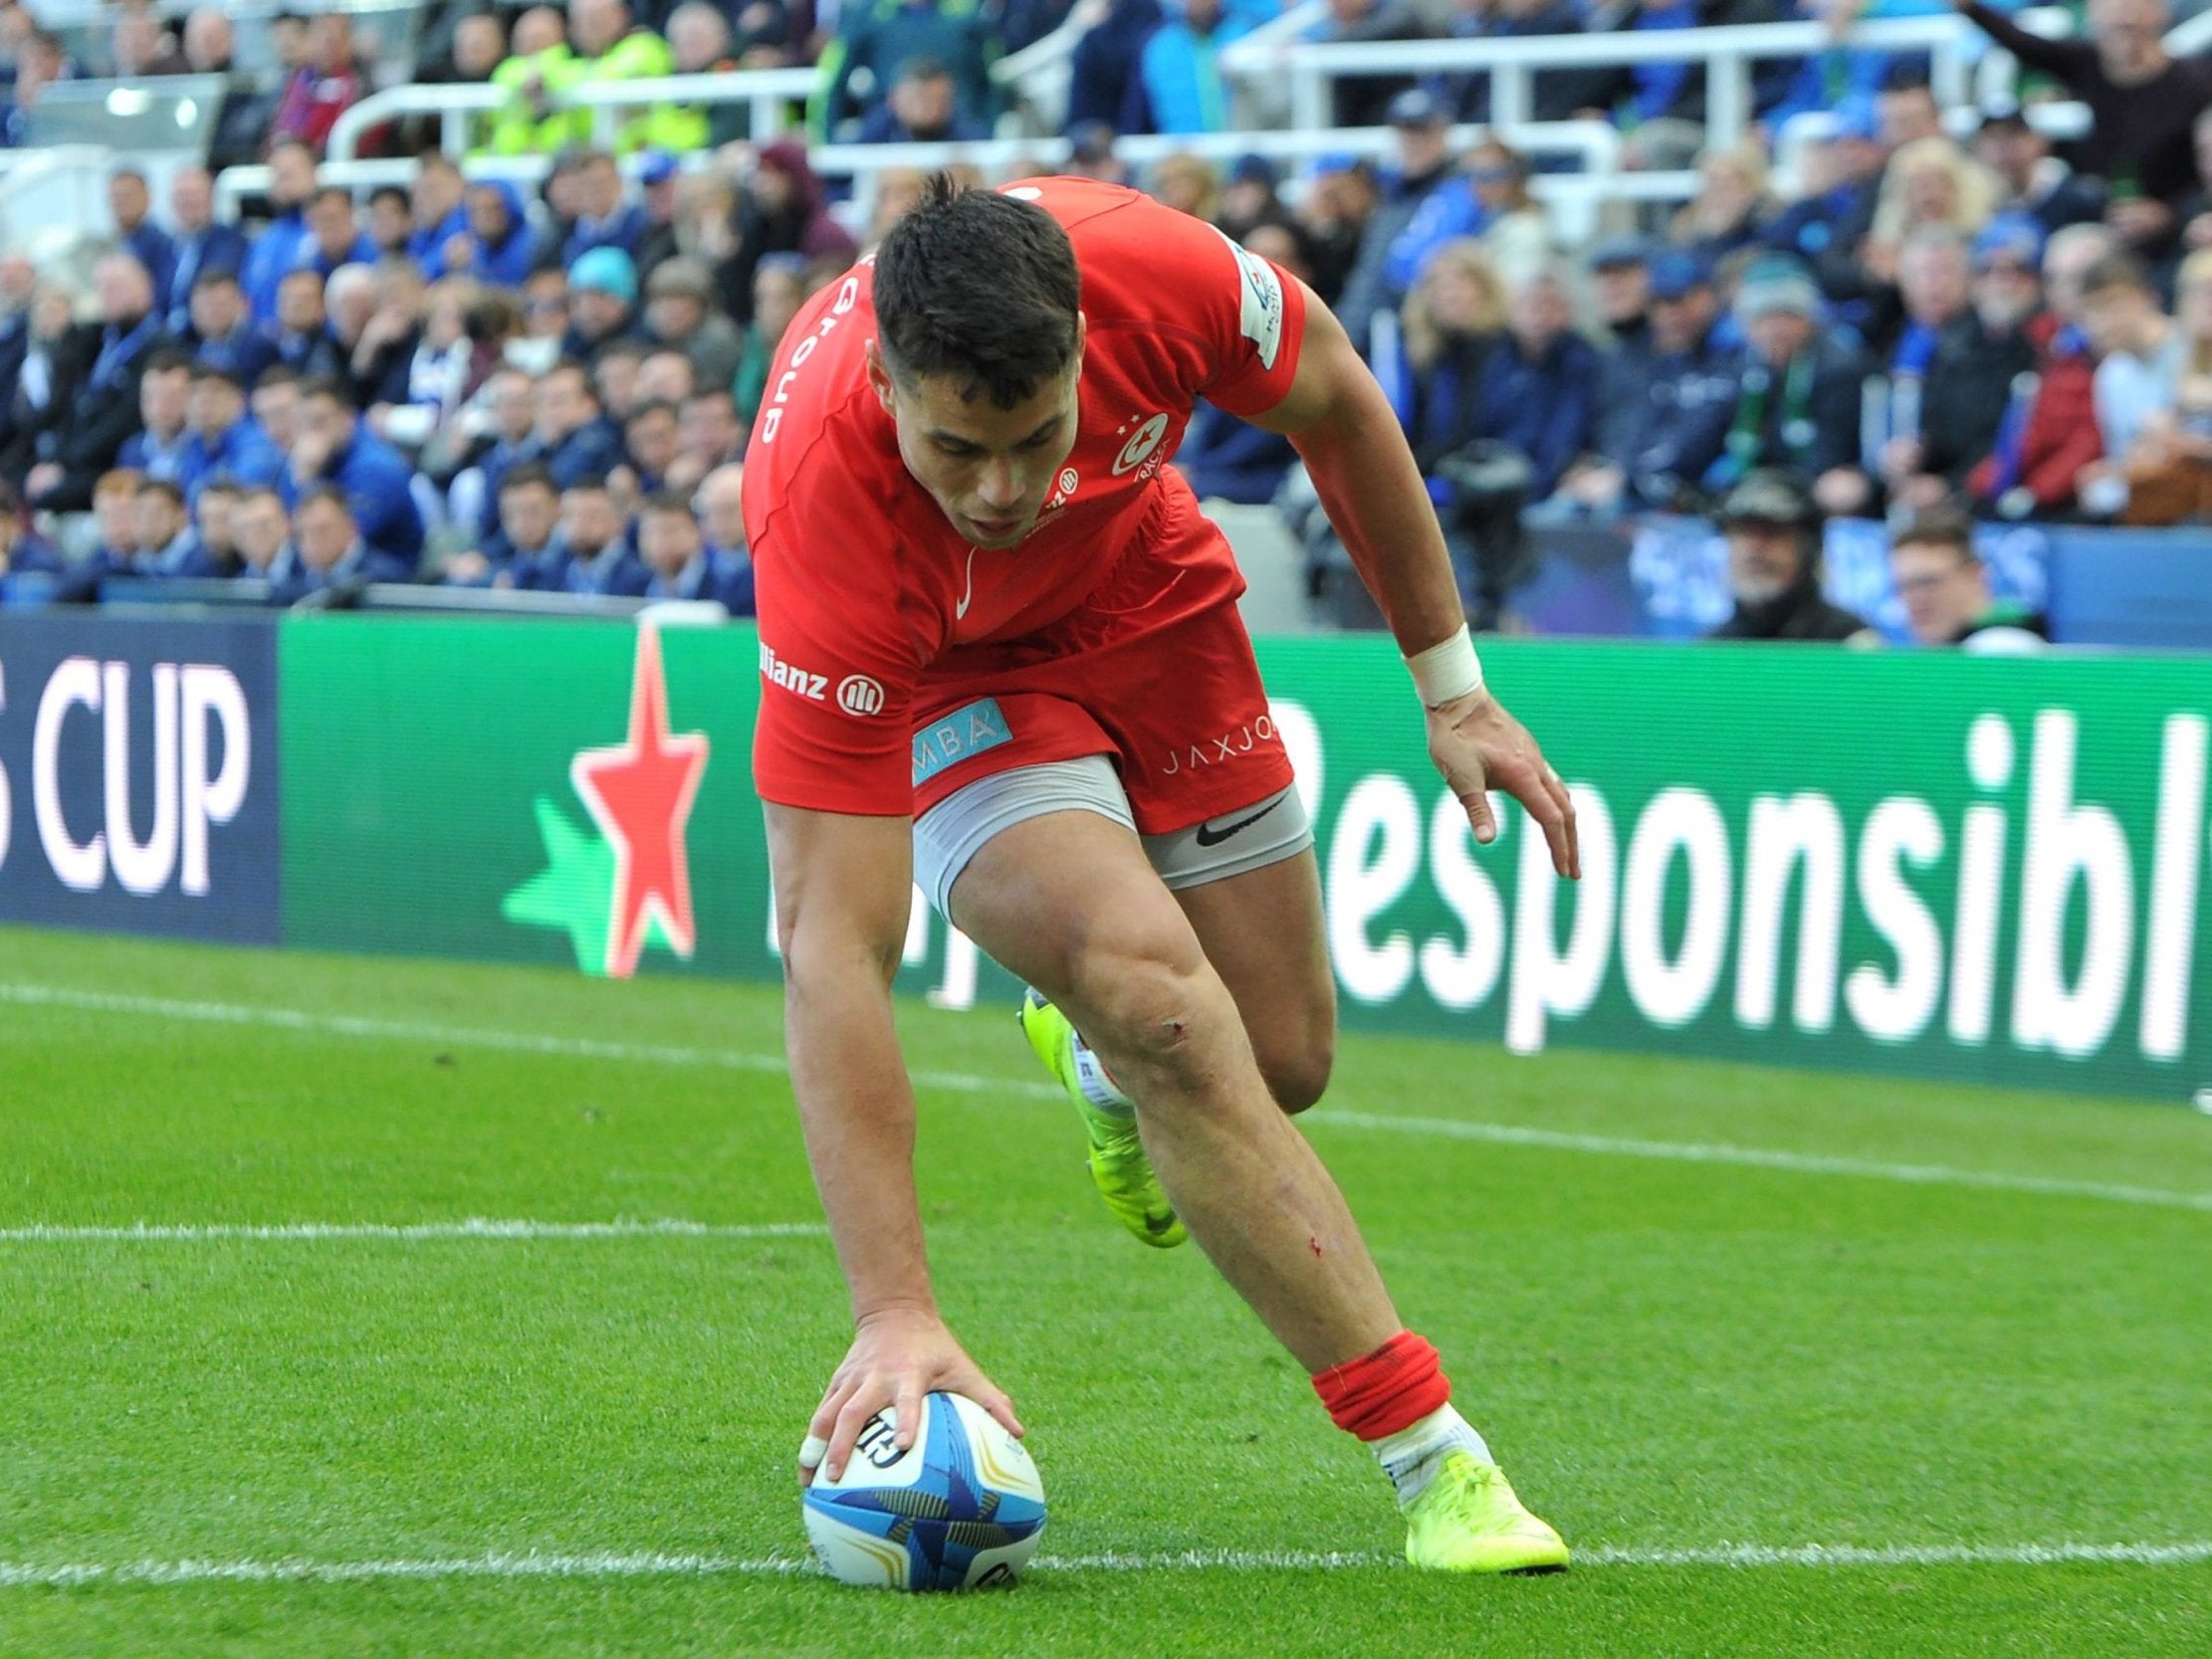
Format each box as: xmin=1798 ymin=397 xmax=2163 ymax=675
xmin=563 ymin=247 xmax=641 ymax=365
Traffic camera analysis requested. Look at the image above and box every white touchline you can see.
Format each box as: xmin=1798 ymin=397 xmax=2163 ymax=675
xmin=6 ymin=982 xmax=2210 ymax=1218
xmin=2 ymin=1540 xmax=2209 ymax=1589
xmin=0 ymin=1220 xmax=827 ymax=1245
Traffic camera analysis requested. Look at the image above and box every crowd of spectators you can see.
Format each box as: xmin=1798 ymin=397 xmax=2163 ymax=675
xmin=0 ymin=0 xmax=2209 ymax=641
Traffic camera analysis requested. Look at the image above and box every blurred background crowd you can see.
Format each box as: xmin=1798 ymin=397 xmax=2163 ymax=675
xmin=0 ymin=0 xmax=2207 ymax=648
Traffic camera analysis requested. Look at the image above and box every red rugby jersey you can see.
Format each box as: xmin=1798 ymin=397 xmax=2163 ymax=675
xmin=743 ymin=177 xmax=1307 ymax=817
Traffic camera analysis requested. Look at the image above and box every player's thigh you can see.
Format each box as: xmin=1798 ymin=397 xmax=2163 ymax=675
xmin=943 ymin=808 xmax=1232 ymax=1078
xmin=1164 ymin=846 xmax=1336 ymax=1114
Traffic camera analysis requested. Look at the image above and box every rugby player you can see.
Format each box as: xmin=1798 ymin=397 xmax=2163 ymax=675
xmin=747 ymin=176 xmax=1580 ymax=1571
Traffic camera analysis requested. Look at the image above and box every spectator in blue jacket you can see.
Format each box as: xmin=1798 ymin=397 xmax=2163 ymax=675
xmin=1468 ymin=265 xmax=1599 ymax=501
xmin=109 ymin=169 xmax=178 ymax=319
xmin=1122 ymin=0 xmax=1258 ymax=135
xmin=122 ymin=477 xmax=227 ymax=577
xmin=281 ymin=376 xmax=426 ymax=566
xmin=562 ymin=150 xmax=652 ymax=266
xmin=639 ymin=487 xmax=755 ymax=607
xmin=1547 ymin=250 xmax=1738 ymax=517
xmin=858 ymin=57 xmax=992 ymax=141
xmin=480 ymin=462 xmax=567 ymax=582
xmin=182 ymin=269 xmax=277 ymax=385
xmin=1066 ymin=0 xmax=1164 ymax=133
xmin=272 ymin=483 xmax=416 ymax=600
xmin=116 ymin=348 xmax=195 ymax=484
xmin=405 ymin=152 xmax=471 ymax=275
xmin=179 ymin=363 xmax=284 ymax=502
xmin=531 ymin=359 xmax=628 ymax=488
xmin=1335 ymin=89 xmax=1462 ymax=360
xmin=162 ymin=166 xmax=249 ymax=336
xmin=299 ymin=186 xmax=379 ymax=284
xmin=457 ymin=181 xmax=540 ymax=290
xmin=242 ymin=141 xmax=320 ymax=325
xmin=695 ymin=461 xmax=757 ymax=615
xmin=556 ymin=476 xmax=649 ymax=596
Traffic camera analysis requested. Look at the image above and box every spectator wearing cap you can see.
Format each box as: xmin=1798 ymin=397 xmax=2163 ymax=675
xmin=563 ymin=248 xmax=644 ymax=365
xmin=817 ymin=0 xmax=999 ymax=141
xmin=280 ymin=376 xmax=426 ymax=566
xmin=1888 ymin=508 xmax=2047 ymax=649
xmin=631 ymin=152 xmax=687 ymax=283
xmin=1712 ymin=257 xmax=1872 ymax=516
xmin=1122 ymin=0 xmax=1259 ymax=136
xmin=1706 ymin=469 xmax=1876 ymax=643
xmin=1880 ymin=220 xmax=2042 ymax=511
xmin=639 ymin=486 xmax=753 ymax=607
xmin=269 ymin=12 xmax=364 ymax=155
xmin=1760 ymin=95 xmax=1888 ymax=320
xmin=1588 ymin=236 xmax=1652 ymax=352
xmin=109 ymin=169 xmax=178 ymax=321
xmin=1951 ymin=0 xmax=2212 ymax=256
xmin=26 ymin=254 xmax=168 ymax=515
xmin=117 ymin=348 xmax=194 ymax=484
xmin=1338 ymin=101 xmax=1479 ymax=359
xmin=1973 ymin=104 xmax=2107 ymax=239
xmin=1556 ymin=250 xmax=1737 ymax=518
xmin=641 ymin=257 xmax=744 ymax=394
xmin=163 ymin=165 xmax=248 ymax=336
xmin=1968 ymin=223 xmax=2114 ymax=518
xmin=1066 ymin=0 xmax=1165 ymax=133
xmin=178 ymin=362 xmax=284 ymax=501
xmin=862 ymin=56 xmax=992 ymax=141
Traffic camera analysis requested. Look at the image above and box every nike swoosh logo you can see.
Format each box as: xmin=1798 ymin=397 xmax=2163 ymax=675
xmin=1193 ymin=798 xmax=1281 ymax=848
xmin=954 ymin=545 xmax=978 ymax=620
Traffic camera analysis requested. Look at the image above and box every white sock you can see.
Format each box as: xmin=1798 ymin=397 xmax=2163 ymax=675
xmin=1373 ymin=1403 xmax=1493 ymax=1508
xmin=1069 ymin=1026 xmax=1134 ymax=1117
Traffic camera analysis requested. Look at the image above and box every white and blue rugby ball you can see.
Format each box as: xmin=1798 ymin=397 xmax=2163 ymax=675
xmin=801 ymin=1391 xmax=1046 ymax=1590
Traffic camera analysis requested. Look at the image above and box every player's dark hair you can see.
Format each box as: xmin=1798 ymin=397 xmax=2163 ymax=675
xmin=873 ymin=174 xmax=1080 ymax=409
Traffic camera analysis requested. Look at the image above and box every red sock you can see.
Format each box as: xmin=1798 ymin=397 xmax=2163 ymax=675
xmin=1311 ymin=1331 xmax=1451 ymax=1442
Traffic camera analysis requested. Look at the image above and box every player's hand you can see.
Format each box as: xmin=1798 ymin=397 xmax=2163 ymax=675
xmin=1426 ymin=690 xmax=1579 ymax=880
xmin=800 ymin=1306 xmax=1022 ymax=1486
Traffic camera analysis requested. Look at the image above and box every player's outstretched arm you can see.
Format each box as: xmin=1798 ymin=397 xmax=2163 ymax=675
xmin=766 ymin=803 xmax=1024 ymax=1482
xmin=1253 ymin=285 xmax=1580 ymax=879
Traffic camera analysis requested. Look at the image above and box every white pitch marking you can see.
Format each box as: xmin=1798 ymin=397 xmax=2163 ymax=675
xmin=2 ymin=1540 xmax=2209 ymax=1589
xmin=6 ymin=983 xmax=2209 ymax=1216
xmin=0 ymin=1219 xmax=826 ymax=1245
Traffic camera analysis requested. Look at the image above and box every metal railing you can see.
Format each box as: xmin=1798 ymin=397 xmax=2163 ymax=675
xmin=1226 ymin=14 xmax=2005 ymax=148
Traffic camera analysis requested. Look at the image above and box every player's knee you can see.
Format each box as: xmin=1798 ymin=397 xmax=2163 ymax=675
xmin=1064 ymin=931 xmax=1219 ymax=1087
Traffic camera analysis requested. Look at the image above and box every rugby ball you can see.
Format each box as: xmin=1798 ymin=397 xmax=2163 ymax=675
xmin=801 ymin=1391 xmax=1046 ymax=1590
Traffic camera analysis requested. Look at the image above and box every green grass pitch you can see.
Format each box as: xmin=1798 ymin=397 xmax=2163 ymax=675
xmin=2 ymin=922 xmax=2209 ymax=1657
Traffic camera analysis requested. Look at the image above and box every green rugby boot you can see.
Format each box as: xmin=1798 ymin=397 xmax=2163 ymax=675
xmin=1017 ymin=990 xmax=1187 ymax=1249
xmin=1403 ymin=1452 xmax=1571 ymax=1573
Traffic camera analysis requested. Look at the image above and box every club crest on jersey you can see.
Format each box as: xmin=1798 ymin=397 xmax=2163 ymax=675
xmin=1112 ymin=414 xmax=1170 ymax=478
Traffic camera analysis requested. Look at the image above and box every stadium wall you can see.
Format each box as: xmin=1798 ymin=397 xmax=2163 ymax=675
xmin=2 ymin=612 xmax=2207 ymax=1103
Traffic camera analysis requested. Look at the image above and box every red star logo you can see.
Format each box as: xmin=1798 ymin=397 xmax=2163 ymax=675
xmin=569 ymin=627 xmax=711 ymax=978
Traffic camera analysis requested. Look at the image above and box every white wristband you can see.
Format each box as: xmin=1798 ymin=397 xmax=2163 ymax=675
xmin=1406 ymin=625 xmax=1485 ymax=709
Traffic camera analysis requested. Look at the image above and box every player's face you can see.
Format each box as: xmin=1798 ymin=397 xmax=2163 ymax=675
xmin=870 ymin=324 xmax=1085 ymax=551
